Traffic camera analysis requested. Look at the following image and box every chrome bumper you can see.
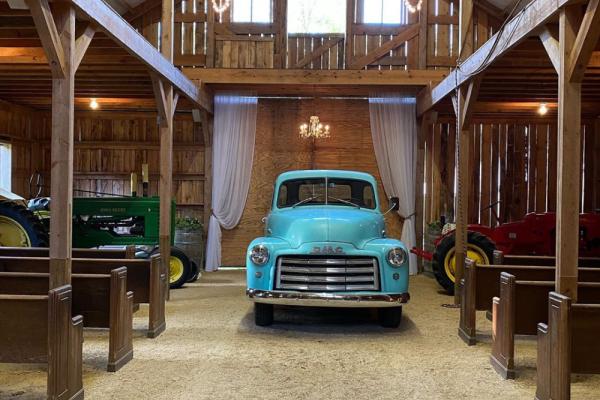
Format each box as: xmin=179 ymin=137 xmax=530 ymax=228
xmin=246 ymin=289 xmax=410 ymax=308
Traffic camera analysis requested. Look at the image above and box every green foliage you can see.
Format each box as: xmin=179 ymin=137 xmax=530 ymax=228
xmin=175 ymin=216 xmax=203 ymax=231
xmin=427 ymin=220 xmax=443 ymax=231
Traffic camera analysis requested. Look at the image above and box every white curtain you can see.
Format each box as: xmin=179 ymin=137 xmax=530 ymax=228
xmin=205 ymin=93 xmax=258 ymax=272
xmin=369 ymin=95 xmax=418 ymax=275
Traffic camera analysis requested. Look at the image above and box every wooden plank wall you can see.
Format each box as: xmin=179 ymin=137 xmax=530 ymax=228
xmin=287 ymin=34 xmax=345 ymax=69
xmin=33 ymin=112 xmax=206 ymax=220
xmin=423 ymin=118 xmax=600 ymax=228
xmin=0 ymin=100 xmax=37 ymax=197
xmin=215 ymin=36 xmax=274 ymax=68
xmin=130 ymin=0 xmax=207 ymax=67
xmin=220 ymin=98 xmax=404 ymax=266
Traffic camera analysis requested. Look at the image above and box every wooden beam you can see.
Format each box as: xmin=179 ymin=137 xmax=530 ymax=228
xmin=151 ymin=74 xmax=168 ymax=122
xmin=459 ymin=0 xmax=474 ymax=61
xmin=345 ymin=0 xmax=355 ymax=69
xmin=48 ymin=1 xmax=75 ymax=289
xmin=69 ymin=0 xmax=211 ymax=112
xmin=349 ymin=24 xmax=419 ymax=69
xmin=567 ymin=0 xmax=600 ymax=82
xmin=453 ymin=77 xmax=481 ymax=303
xmin=25 ymin=0 xmax=65 ymax=78
xmin=539 ymin=26 xmax=560 ymax=73
xmin=417 ymin=0 xmax=563 ymax=115
xmin=293 ymin=37 xmax=343 ymax=69
xmin=184 ymin=68 xmax=447 ymax=86
xmin=199 ymin=109 xmax=213 ymax=242
xmin=556 ymin=5 xmax=582 ymax=301
xmin=74 ymin=22 xmax=95 ymax=71
xmin=418 ymin=0 xmax=428 ymax=69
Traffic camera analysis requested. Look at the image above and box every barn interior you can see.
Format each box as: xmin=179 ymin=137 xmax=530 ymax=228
xmin=0 ymin=0 xmax=599 ymax=399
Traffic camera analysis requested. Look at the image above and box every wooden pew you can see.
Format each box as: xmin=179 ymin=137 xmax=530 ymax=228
xmin=492 ymin=250 xmax=600 ymax=267
xmin=536 ymin=292 xmax=600 ymax=400
xmin=0 ymin=268 xmax=134 ymax=372
xmin=0 ymin=255 xmax=166 ymax=338
xmin=0 ymin=285 xmax=84 ymax=399
xmin=491 ymin=273 xmax=600 ymax=379
xmin=458 ymin=259 xmax=600 ymax=345
xmin=0 ymin=245 xmax=136 ymax=259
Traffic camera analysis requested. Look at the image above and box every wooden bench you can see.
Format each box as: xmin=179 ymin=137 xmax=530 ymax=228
xmin=0 ymin=245 xmax=136 ymax=259
xmin=0 ymin=255 xmax=166 ymax=338
xmin=0 ymin=285 xmax=84 ymax=399
xmin=536 ymin=292 xmax=600 ymax=400
xmin=492 ymin=250 xmax=600 ymax=267
xmin=490 ymin=273 xmax=600 ymax=379
xmin=0 ymin=268 xmax=133 ymax=372
xmin=458 ymin=259 xmax=600 ymax=345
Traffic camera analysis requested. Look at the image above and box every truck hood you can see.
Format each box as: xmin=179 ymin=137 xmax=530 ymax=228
xmin=267 ymin=207 xmax=384 ymax=249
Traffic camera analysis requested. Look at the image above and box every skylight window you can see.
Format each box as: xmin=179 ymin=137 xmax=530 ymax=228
xmin=287 ymin=0 xmax=346 ymax=34
xmin=232 ymin=0 xmax=272 ymax=23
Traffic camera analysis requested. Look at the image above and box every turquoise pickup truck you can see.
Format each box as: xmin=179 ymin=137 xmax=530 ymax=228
xmin=246 ymin=170 xmax=410 ymax=328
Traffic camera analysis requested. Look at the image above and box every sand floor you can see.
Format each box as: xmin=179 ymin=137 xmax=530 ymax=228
xmin=1 ymin=270 xmax=599 ymax=400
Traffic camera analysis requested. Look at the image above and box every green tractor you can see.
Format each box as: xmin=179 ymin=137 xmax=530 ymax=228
xmin=0 ymin=174 xmax=200 ymax=289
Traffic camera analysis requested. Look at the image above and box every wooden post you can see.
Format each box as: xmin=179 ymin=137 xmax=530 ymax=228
xmin=26 ymin=0 xmax=75 ymax=288
xmin=206 ymin=0 xmax=215 ymax=67
xmin=453 ymin=77 xmax=481 ymax=303
xmin=556 ymin=6 xmax=581 ymax=301
xmin=418 ymin=0 xmax=428 ymax=68
xmin=160 ymin=0 xmax=174 ymax=294
xmin=415 ymin=116 xmax=427 ymax=272
xmin=458 ymin=0 xmax=474 ymax=61
xmin=199 ymin=109 xmax=213 ymax=240
xmin=344 ymin=0 xmax=355 ymax=69
xmin=273 ymin=0 xmax=288 ymax=68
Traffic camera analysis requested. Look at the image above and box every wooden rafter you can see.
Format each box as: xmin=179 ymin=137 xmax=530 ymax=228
xmin=539 ymin=26 xmax=560 ymax=73
xmin=69 ymin=0 xmax=212 ymax=113
xmin=74 ymin=22 xmax=95 ymax=71
xmin=293 ymin=37 xmax=344 ymax=69
xmin=349 ymin=24 xmax=419 ymax=69
xmin=567 ymin=0 xmax=600 ymax=82
xmin=25 ymin=0 xmax=65 ymax=78
xmin=417 ymin=0 xmax=564 ymax=115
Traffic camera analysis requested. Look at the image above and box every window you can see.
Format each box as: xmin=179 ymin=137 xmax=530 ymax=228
xmin=287 ymin=0 xmax=346 ymax=33
xmin=276 ymin=178 xmax=376 ymax=209
xmin=232 ymin=0 xmax=272 ymax=23
xmin=363 ymin=0 xmax=406 ymax=24
xmin=0 ymin=143 xmax=11 ymax=192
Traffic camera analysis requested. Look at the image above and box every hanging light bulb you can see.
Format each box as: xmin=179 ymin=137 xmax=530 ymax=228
xmin=538 ymin=103 xmax=548 ymax=116
xmin=89 ymin=98 xmax=99 ymax=110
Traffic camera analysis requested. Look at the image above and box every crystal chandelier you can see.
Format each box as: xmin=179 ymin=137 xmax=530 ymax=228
xmin=404 ymin=0 xmax=423 ymax=13
xmin=299 ymin=116 xmax=331 ymax=139
xmin=212 ymin=0 xmax=231 ymax=16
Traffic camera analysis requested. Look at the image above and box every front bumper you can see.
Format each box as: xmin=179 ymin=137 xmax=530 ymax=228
xmin=246 ymin=289 xmax=410 ymax=308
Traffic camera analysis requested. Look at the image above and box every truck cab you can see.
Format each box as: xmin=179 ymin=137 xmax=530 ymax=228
xmin=246 ymin=170 xmax=410 ymax=327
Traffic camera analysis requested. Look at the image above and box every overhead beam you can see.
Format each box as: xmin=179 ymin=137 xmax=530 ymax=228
xmin=567 ymin=0 xmax=600 ymax=82
xmin=417 ymin=0 xmax=564 ymax=115
xmin=539 ymin=26 xmax=560 ymax=73
xmin=74 ymin=22 xmax=95 ymax=70
xmin=25 ymin=0 xmax=65 ymax=78
xmin=69 ymin=0 xmax=212 ymax=113
xmin=184 ymin=68 xmax=447 ymax=86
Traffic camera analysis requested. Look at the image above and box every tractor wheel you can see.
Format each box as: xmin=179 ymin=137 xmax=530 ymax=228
xmin=0 ymin=200 xmax=48 ymax=247
xmin=433 ymin=231 xmax=496 ymax=295
xmin=187 ymin=261 xmax=201 ymax=283
xmin=169 ymin=247 xmax=192 ymax=289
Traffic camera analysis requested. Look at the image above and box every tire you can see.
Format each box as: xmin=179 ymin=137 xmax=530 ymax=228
xmin=433 ymin=231 xmax=496 ymax=295
xmin=254 ymin=303 xmax=274 ymax=326
xmin=168 ymin=247 xmax=192 ymax=289
xmin=378 ymin=306 xmax=403 ymax=328
xmin=187 ymin=261 xmax=200 ymax=283
xmin=0 ymin=200 xmax=48 ymax=247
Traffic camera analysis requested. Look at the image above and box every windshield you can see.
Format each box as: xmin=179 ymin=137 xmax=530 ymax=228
xmin=276 ymin=178 xmax=376 ymax=209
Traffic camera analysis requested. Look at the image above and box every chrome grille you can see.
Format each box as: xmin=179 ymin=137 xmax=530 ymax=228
xmin=275 ymin=257 xmax=379 ymax=292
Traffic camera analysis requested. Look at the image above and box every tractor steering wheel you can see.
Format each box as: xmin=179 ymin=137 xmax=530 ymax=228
xmin=28 ymin=171 xmax=44 ymax=199
xmin=481 ymin=200 xmax=502 ymax=226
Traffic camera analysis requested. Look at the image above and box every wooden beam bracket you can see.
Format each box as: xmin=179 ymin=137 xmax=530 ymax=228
xmin=539 ymin=26 xmax=560 ymax=73
xmin=25 ymin=0 xmax=66 ymax=78
xmin=74 ymin=22 xmax=96 ymax=71
xmin=567 ymin=0 xmax=600 ymax=82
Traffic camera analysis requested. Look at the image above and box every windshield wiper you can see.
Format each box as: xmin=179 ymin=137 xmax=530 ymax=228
xmin=327 ymin=195 xmax=361 ymax=209
xmin=292 ymin=195 xmax=321 ymax=208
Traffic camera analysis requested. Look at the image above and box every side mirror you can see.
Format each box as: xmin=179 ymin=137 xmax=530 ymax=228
xmin=390 ymin=197 xmax=400 ymax=211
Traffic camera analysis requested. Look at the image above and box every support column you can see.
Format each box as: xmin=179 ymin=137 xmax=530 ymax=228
xmin=556 ymin=7 xmax=581 ymax=301
xmin=458 ymin=0 xmax=474 ymax=61
xmin=160 ymin=0 xmax=174 ymax=292
xmin=199 ymin=110 xmax=213 ymax=240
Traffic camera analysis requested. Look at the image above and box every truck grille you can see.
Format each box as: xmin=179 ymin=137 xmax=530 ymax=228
xmin=275 ymin=256 xmax=380 ymax=292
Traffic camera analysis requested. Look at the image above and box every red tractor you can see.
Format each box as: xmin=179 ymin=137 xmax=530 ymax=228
xmin=413 ymin=202 xmax=600 ymax=294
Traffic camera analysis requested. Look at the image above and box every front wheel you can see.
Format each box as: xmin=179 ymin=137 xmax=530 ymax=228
xmin=378 ymin=307 xmax=402 ymax=328
xmin=254 ymin=303 xmax=274 ymax=326
xmin=432 ymin=231 xmax=496 ymax=294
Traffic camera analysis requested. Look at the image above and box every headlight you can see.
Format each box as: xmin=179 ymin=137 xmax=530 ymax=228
xmin=387 ymin=248 xmax=407 ymax=267
xmin=250 ymin=245 xmax=269 ymax=265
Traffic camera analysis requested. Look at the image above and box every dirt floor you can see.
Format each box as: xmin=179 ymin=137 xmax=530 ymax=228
xmin=1 ymin=270 xmax=599 ymax=400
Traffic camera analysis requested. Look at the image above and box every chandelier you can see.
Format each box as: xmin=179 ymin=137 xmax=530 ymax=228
xmin=299 ymin=116 xmax=331 ymax=139
xmin=404 ymin=0 xmax=423 ymax=13
xmin=212 ymin=0 xmax=231 ymax=16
